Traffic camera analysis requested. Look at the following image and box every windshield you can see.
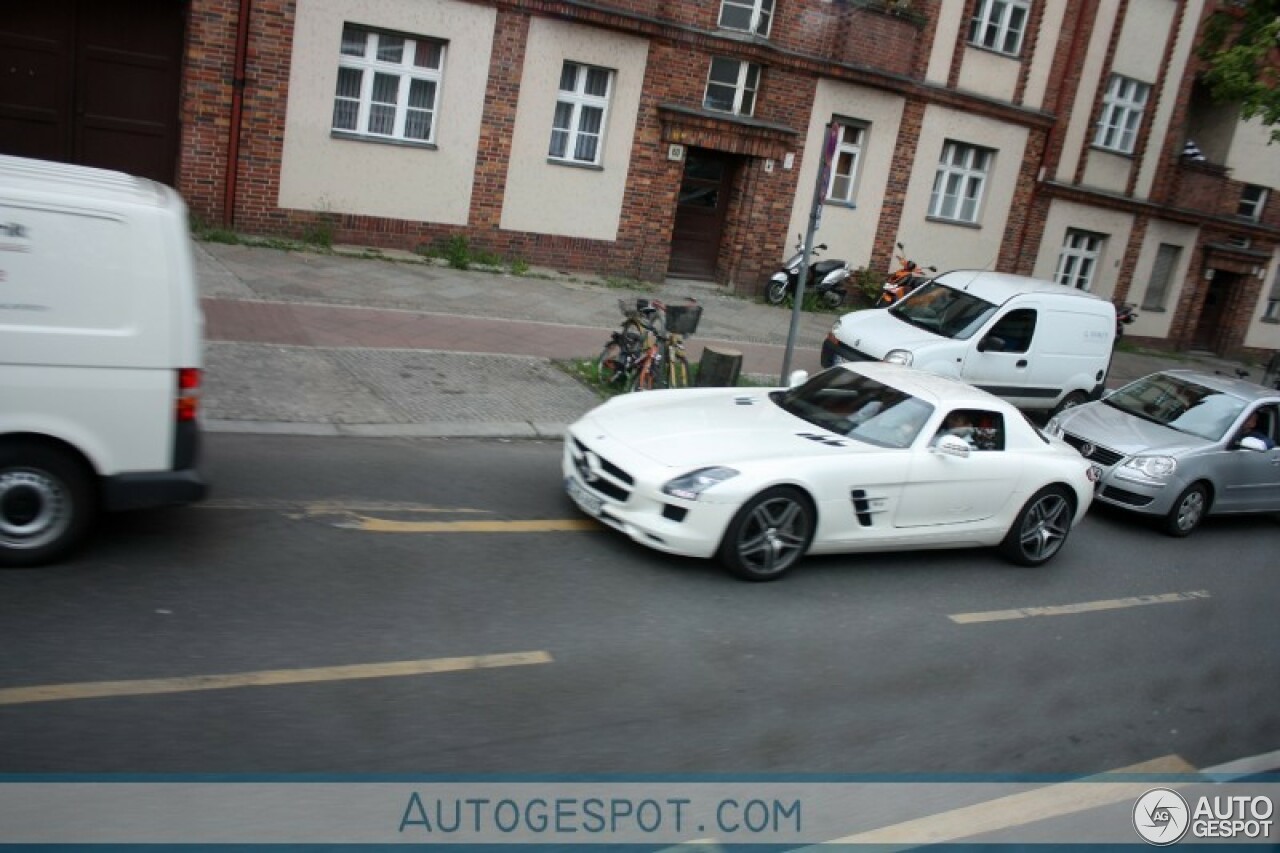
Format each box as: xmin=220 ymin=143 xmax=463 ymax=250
xmin=1104 ymin=373 xmax=1249 ymax=441
xmin=772 ymin=368 xmax=935 ymax=449
xmin=889 ymin=281 xmax=998 ymax=340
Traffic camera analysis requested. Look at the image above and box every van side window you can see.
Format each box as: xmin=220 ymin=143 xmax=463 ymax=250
xmin=985 ymin=308 xmax=1037 ymax=353
xmin=932 ymin=409 xmax=1005 ymax=451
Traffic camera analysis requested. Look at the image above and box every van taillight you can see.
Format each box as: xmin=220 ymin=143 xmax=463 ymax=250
xmin=177 ymin=368 xmax=201 ymax=422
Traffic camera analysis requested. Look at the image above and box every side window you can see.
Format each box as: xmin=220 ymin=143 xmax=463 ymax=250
xmin=1240 ymin=404 xmax=1278 ymax=447
xmin=933 ymin=409 xmax=1006 ymax=451
xmin=984 ymin=308 xmax=1037 ymax=353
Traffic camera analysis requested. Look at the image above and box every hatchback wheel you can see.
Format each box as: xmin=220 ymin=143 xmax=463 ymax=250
xmin=718 ymin=487 xmax=814 ymax=581
xmin=1000 ymin=486 xmax=1074 ymax=566
xmin=1163 ymin=482 xmax=1209 ymax=537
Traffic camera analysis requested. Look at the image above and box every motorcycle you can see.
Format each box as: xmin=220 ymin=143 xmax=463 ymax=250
xmin=765 ymin=235 xmax=852 ymax=309
xmin=877 ymin=242 xmax=936 ymax=307
xmin=1114 ymin=301 xmax=1138 ymax=338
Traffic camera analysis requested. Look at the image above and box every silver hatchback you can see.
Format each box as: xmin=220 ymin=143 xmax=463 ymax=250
xmin=1044 ymin=369 xmax=1280 ymax=535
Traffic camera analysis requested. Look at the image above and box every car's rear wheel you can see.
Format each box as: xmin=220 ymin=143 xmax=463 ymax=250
xmin=0 ymin=443 xmax=94 ymax=568
xmin=999 ymin=485 xmax=1074 ymax=567
xmin=1163 ymin=482 xmax=1210 ymax=537
xmin=718 ymin=487 xmax=814 ymax=581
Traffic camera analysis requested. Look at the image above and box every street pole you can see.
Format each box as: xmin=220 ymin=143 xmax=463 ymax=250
xmin=780 ymin=122 xmax=838 ymax=384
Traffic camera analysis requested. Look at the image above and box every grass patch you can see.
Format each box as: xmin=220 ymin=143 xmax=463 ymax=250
xmin=557 ymin=357 xmax=766 ymax=400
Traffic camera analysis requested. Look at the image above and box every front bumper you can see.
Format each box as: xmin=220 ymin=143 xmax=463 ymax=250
xmin=820 ymin=334 xmax=877 ymax=369
xmin=1059 ymin=432 xmax=1178 ymax=516
xmin=561 ymin=435 xmax=735 ymax=560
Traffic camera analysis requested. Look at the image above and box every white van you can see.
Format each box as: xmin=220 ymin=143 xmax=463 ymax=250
xmin=821 ymin=270 xmax=1116 ymax=412
xmin=0 ymin=155 xmax=207 ymax=567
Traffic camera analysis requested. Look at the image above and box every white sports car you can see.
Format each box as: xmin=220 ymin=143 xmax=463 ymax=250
xmin=563 ymin=362 xmax=1099 ymax=580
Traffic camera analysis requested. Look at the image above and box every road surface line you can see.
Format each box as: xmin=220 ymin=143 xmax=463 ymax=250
xmin=949 ymin=590 xmax=1211 ymax=624
xmin=346 ymin=517 xmax=598 ymax=533
xmin=810 ymin=754 xmax=1196 ymax=847
xmin=0 ymin=651 xmax=553 ymax=706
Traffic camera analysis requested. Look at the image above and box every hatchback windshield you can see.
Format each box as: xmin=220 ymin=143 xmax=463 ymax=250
xmin=889 ymin=281 xmax=998 ymax=340
xmin=1104 ymin=373 xmax=1249 ymax=441
xmin=772 ymin=368 xmax=935 ymax=448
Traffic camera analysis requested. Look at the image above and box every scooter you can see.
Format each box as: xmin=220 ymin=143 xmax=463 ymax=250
xmin=765 ymin=235 xmax=852 ymax=309
xmin=1114 ymin=302 xmax=1138 ymax=338
xmin=877 ymin=242 xmax=936 ymax=307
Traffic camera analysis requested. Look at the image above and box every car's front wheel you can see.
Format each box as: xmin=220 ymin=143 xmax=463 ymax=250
xmin=1051 ymin=390 xmax=1089 ymax=416
xmin=718 ymin=487 xmax=815 ymax=581
xmin=1000 ymin=486 xmax=1075 ymax=566
xmin=1163 ymin=482 xmax=1210 ymax=537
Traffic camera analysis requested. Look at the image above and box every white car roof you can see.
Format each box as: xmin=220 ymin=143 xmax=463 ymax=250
xmin=838 ymin=361 xmax=1011 ymax=410
xmin=933 ymin=269 xmax=1109 ymax=307
xmin=0 ymin=154 xmax=169 ymax=208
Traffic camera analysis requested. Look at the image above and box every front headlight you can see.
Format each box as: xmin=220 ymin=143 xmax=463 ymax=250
xmin=1121 ymin=455 xmax=1177 ymax=480
xmin=830 ymin=318 xmax=843 ymax=334
xmin=662 ymin=467 xmax=739 ymax=501
xmin=884 ymin=349 xmax=913 ymax=366
xmin=1044 ymin=416 xmax=1063 ymax=438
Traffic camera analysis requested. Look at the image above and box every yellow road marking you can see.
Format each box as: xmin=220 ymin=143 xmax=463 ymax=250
xmin=812 ymin=754 xmax=1196 ymax=846
xmin=949 ymin=590 xmax=1211 ymax=624
xmin=347 ymin=517 xmax=598 ymax=533
xmin=0 ymin=651 xmax=553 ymax=706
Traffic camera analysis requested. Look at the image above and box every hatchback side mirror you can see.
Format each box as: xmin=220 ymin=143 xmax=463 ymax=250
xmin=787 ymin=370 xmax=809 ymax=388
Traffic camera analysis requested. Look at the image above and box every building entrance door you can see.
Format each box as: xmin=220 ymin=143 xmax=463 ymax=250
xmin=0 ymin=0 xmax=186 ymax=184
xmin=1191 ymin=271 xmax=1239 ymax=353
xmin=667 ymin=149 xmax=738 ymax=280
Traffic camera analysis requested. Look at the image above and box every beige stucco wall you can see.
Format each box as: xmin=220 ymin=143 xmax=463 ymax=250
xmin=1057 ymin=0 xmax=1119 ymax=183
xmin=925 ymin=1 xmax=965 ymax=86
xmin=1032 ymin=199 xmax=1135 ymax=300
xmin=1135 ymin=0 xmax=1202 ymax=199
xmin=1226 ymin=117 xmax=1280 ymax=187
xmin=1126 ymin=220 xmax=1200 ymax=340
xmin=897 ymin=105 xmax=1028 ymax=271
xmin=956 ymin=48 xmax=1019 ymax=104
xmin=784 ymin=81 xmax=906 ymax=268
xmin=278 ymin=0 xmax=496 ymax=224
xmin=1021 ymin=0 xmax=1068 ymax=112
xmin=1244 ymin=249 xmax=1280 ymax=351
xmin=499 ymin=18 xmax=647 ymax=240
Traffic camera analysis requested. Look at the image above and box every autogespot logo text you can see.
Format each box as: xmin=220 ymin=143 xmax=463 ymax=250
xmin=1133 ymin=788 xmax=1190 ymax=846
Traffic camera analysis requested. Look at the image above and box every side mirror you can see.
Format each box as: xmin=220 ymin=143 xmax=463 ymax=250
xmin=1239 ymin=436 xmax=1269 ymax=452
xmin=816 ymin=243 xmax=828 ymax=251
xmin=933 ymin=435 xmax=971 ymax=458
xmin=787 ymin=369 xmax=809 ymax=388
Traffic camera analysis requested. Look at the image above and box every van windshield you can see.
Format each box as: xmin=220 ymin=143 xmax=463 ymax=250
xmin=889 ymin=282 xmax=998 ymax=340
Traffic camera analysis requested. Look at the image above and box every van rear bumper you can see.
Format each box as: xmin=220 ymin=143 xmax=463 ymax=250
xmin=102 ymin=469 xmax=208 ymax=511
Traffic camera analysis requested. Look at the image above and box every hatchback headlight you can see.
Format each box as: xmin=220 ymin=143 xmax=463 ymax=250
xmin=1044 ymin=416 xmax=1063 ymax=438
xmin=662 ymin=467 xmax=739 ymax=500
xmin=1121 ymin=455 xmax=1177 ymax=480
xmin=885 ymin=349 xmax=913 ymax=366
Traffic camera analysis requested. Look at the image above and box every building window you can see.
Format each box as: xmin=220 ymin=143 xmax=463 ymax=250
xmin=1239 ymin=184 xmax=1268 ymax=221
xmin=704 ymin=58 xmax=760 ymax=116
xmin=1094 ymin=74 xmax=1150 ymax=154
xmin=549 ymin=62 xmax=612 ymax=166
xmin=968 ymin=0 xmax=1030 ymax=56
xmin=332 ymin=25 xmax=444 ymax=144
xmin=719 ymin=0 xmax=773 ymax=37
xmin=1265 ymin=268 xmax=1280 ymax=322
xmin=1141 ymin=243 xmax=1182 ymax=311
xmin=1054 ymin=229 xmax=1105 ymax=291
xmin=826 ymin=121 xmax=866 ymax=205
xmin=928 ymin=141 xmax=992 ymax=224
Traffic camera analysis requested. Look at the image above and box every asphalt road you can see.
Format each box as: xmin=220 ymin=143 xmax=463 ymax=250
xmin=0 ymin=434 xmax=1276 ymax=775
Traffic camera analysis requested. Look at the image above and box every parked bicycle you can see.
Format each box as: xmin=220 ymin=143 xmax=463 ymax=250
xmin=594 ymin=297 xmax=701 ymax=391
xmin=594 ymin=299 xmax=655 ymax=388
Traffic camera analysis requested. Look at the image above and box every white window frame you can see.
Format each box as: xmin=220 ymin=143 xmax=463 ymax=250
xmin=332 ymin=25 xmax=444 ymax=144
xmin=968 ymin=0 xmax=1030 ymax=56
xmin=1054 ymin=229 xmax=1105 ymax=291
xmin=1265 ymin=268 xmax=1280 ymax=322
xmin=928 ymin=141 xmax=992 ymax=224
xmin=1239 ymin=185 xmax=1268 ymax=221
xmin=1094 ymin=74 xmax=1150 ymax=154
xmin=703 ymin=57 xmax=760 ymax=116
xmin=718 ymin=0 xmax=774 ymax=37
xmin=548 ymin=62 xmax=613 ymax=166
xmin=826 ymin=121 xmax=867 ymax=205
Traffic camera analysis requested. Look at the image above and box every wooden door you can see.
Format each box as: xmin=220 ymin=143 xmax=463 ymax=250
xmin=667 ymin=149 xmax=737 ymax=280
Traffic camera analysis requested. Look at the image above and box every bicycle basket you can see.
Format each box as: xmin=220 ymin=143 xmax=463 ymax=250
xmin=665 ymin=303 xmax=702 ymax=335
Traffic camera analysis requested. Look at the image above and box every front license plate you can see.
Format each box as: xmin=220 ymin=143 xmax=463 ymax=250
xmin=565 ymin=476 xmax=603 ymax=515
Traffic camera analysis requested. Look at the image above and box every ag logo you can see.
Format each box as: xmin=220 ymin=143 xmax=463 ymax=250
xmin=1134 ymin=788 xmax=1189 ymax=845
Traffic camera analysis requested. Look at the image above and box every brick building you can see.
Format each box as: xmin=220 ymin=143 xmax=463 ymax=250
xmin=3 ymin=0 xmax=1278 ymax=358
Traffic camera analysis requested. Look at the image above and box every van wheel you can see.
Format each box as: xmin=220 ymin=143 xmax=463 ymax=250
xmin=0 ymin=443 xmax=95 ymax=568
xmin=1052 ymin=391 xmax=1089 ymax=416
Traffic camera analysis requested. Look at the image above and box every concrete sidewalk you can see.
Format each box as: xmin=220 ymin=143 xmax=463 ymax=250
xmin=197 ymin=241 xmax=1263 ymax=438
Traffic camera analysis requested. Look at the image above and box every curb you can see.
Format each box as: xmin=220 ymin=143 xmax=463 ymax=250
xmin=203 ymin=418 xmax=569 ymax=440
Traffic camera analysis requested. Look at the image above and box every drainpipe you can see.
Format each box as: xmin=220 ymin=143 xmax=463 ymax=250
xmin=223 ymin=0 xmax=252 ymax=227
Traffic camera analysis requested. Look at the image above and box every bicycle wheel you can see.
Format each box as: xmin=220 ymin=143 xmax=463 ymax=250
xmin=595 ymin=341 xmax=627 ymax=387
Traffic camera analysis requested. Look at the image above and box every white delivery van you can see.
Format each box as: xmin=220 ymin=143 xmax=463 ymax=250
xmin=0 ymin=155 xmax=207 ymax=567
xmin=821 ymin=270 xmax=1116 ymax=412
